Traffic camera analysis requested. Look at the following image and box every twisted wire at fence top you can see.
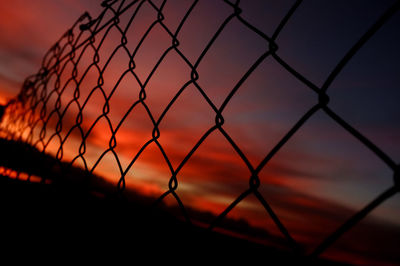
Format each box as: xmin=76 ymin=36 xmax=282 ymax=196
xmin=1 ymin=0 xmax=399 ymax=258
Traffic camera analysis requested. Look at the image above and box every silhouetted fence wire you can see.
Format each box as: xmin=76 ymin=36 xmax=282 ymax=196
xmin=0 ymin=0 xmax=399 ymax=260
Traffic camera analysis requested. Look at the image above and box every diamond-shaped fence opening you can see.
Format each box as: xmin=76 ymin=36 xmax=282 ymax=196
xmin=0 ymin=0 xmax=399 ymax=264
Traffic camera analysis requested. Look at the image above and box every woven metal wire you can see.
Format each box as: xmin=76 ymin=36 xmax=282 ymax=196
xmin=0 ymin=0 xmax=399 ymax=259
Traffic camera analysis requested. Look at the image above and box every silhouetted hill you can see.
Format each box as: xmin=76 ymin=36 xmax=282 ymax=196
xmin=0 ymin=138 xmax=344 ymax=264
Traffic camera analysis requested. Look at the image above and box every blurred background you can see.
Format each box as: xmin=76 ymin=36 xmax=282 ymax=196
xmin=0 ymin=0 xmax=399 ymax=264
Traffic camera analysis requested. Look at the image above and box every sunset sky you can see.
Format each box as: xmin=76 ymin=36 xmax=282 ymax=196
xmin=0 ymin=0 xmax=399 ymax=264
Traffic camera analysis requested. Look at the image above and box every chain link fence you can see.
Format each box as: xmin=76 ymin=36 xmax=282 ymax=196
xmin=0 ymin=0 xmax=399 ymax=262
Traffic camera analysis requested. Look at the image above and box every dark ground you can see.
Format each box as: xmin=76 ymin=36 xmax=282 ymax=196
xmin=0 ymin=138 xmax=344 ymax=264
xmin=0 ymin=176 xmax=347 ymax=264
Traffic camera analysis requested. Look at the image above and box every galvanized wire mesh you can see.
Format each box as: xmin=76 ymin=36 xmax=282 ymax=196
xmin=0 ymin=0 xmax=399 ymax=259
